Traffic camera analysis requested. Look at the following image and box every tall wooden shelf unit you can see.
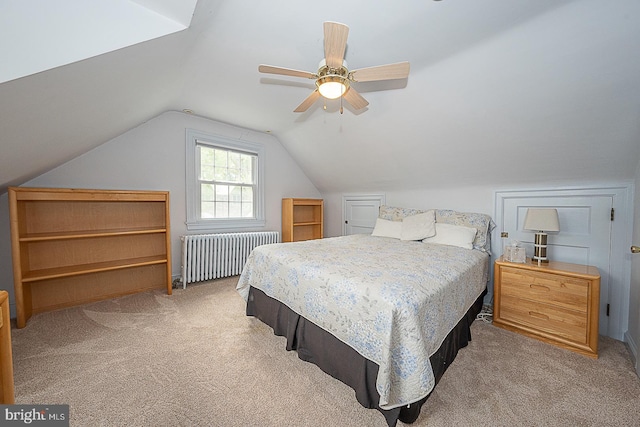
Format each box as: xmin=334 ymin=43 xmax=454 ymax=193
xmin=282 ymin=198 xmax=323 ymax=242
xmin=0 ymin=291 xmax=14 ymax=404
xmin=9 ymin=187 xmax=172 ymax=328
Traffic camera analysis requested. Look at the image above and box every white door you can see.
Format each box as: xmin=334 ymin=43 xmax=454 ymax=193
xmin=343 ymin=195 xmax=385 ymax=235
xmin=500 ymin=195 xmax=613 ymax=336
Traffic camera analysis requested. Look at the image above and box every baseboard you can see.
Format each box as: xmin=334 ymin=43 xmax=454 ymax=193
xmin=623 ymin=330 xmax=638 ymax=376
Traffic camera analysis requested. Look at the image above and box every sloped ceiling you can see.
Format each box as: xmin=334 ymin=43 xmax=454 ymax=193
xmin=0 ymin=0 xmax=198 ymax=84
xmin=1 ymin=0 xmax=639 ymax=194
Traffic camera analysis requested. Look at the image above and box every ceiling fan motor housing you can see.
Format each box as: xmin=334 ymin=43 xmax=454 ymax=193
xmin=316 ymin=64 xmax=350 ymax=98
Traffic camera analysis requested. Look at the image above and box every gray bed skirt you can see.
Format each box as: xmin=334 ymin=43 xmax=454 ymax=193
xmin=247 ymin=286 xmax=486 ymax=427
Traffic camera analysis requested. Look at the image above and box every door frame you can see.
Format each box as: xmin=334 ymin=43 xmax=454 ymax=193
xmin=494 ymin=184 xmax=633 ymax=341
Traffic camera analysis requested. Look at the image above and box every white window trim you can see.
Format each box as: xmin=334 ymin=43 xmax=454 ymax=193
xmin=186 ymin=129 xmax=265 ymax=231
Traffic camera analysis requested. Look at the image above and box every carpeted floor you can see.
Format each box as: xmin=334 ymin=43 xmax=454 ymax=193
xmin=10 ymin=277 xmax=640 ymax=426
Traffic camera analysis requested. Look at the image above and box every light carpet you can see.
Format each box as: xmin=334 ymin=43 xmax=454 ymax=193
xmin=10 ymin=277 xmax=640 ymax=426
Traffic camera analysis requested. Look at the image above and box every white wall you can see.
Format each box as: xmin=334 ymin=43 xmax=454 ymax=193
xmin=323 ymin=185 xmax=495 ymax=239
xmin=0 ymin=110 xmax=321 ymax=315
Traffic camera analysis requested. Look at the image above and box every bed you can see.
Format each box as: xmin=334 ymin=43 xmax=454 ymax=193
xmin=237 ymin=207 xmax=494 ymax=426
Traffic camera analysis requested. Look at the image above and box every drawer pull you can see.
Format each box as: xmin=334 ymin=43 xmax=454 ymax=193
xmin=529 ymin=284 xmax=550 ymax=292
xmin=528 ymin=311 xmax=549 ymax=321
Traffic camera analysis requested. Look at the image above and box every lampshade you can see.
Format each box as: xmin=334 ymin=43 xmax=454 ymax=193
xmin=523 ymin=208 xmax=560 ymax=232
xmin=317 ymin=76 xmax=347 ymax=99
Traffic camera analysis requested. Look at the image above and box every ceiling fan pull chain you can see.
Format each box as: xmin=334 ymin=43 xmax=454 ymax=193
xmin=340 ymin=95 xmax=344 ymax=114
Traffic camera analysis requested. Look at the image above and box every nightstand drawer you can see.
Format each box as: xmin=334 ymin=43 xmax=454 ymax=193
xmin=500 ymin=294 xmax=588 ymax=344
xmin=500 ymin=266 xmax=588 ymax=312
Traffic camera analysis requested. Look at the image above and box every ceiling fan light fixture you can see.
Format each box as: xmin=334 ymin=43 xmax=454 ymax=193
xmin=317 ymin=76 xmax=347 ymax=99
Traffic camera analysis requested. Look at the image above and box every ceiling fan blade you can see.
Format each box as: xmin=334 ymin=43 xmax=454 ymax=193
xmin=343 ymin=87 xmax=369 ymax=110
xmin=349 ymin=61 xmax=410 ymax=82
xmin=324 ymin=22 xmax=349 ymax=69
xmin=294 ymin=90 xmax=321 ymax=113
xmin=258 ymin=65 xmax=316 ymax=79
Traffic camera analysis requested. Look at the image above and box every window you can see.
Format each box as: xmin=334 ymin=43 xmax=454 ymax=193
xmin=199 ymin=146 xmax=255 ymax=219
xmin=186 ymin=129 xmax=265 ymax=230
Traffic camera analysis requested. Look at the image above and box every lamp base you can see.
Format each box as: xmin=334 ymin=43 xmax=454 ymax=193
xmin=531 ymin=257 xmax=550 ymax=265
xmin=532 ymin=232 xmax=550 ymax=264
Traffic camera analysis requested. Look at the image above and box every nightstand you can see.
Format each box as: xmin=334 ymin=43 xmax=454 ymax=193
xmin=493 ymin=257 xmax=600 ymax=358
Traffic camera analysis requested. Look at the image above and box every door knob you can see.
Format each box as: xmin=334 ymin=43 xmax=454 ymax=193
xmin=632 ymin=246 xmax=640 ymax=254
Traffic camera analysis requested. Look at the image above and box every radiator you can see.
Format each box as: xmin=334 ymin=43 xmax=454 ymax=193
xmin=180 ymin=231 xmax=279 ymax=288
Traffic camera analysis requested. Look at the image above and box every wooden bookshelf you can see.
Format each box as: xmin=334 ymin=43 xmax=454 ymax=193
xmin=9 ymin=187 xmax=172 ymax=328
xmin=282 ymin=198 xmax=323 ymax=242
xmin=0 ymin=291 xmax=14 ymax=404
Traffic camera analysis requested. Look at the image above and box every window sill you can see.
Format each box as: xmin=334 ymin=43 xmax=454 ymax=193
xmin=185 ymin=218 xmax=266 ymax=232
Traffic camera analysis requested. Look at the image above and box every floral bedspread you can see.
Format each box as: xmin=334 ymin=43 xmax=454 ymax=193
xmin=236 ymin=234 xmax=489 ymax=410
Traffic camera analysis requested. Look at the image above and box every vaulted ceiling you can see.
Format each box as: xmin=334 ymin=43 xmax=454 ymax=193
xmin=1 ymin=0 xmax=639 ymax=194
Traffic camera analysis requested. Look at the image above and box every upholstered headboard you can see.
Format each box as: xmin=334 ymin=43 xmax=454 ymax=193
xmin=378 ymin=205 xmax=495 ymax=254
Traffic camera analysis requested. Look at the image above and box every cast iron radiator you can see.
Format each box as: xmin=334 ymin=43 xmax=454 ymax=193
xmin=180 ymin=231 xmax=279 ymax=288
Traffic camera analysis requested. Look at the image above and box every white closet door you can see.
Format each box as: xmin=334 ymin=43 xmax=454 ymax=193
xmin=343 ymin=195 xmax=385 ymax=235
xmin=501 ymin=195 xmax=612 ymax=336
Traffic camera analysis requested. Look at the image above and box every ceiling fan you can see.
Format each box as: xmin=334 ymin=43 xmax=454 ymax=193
xmin=258 ymin=21 xmax=410 ymax=113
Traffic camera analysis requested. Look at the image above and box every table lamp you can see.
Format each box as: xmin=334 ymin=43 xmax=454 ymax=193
xmin=523 ymin=208 xmax=560 ymax=264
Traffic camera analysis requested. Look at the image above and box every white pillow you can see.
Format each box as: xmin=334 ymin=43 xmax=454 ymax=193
xmin=422 ymin=223 xmax=477 ymax=249
xmin=371 ymin=218 xmax=402 ymax=239
xmin=401 ymin=210 xmax=436 ymax=241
